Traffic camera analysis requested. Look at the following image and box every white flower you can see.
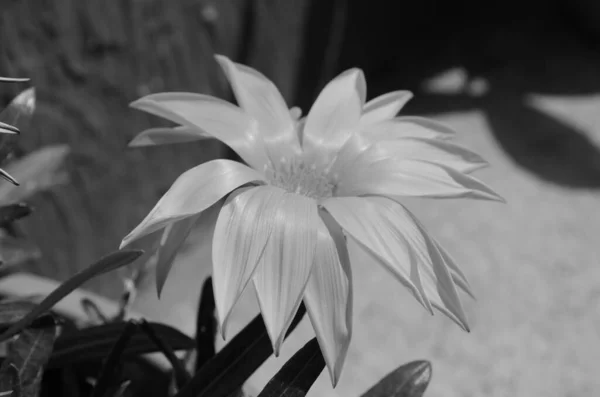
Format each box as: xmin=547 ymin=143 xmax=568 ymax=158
xmin=121 ymin=55 xmax=503 ymax=386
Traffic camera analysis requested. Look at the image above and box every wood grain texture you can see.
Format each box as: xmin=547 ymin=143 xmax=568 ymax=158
xmin=0 ymin=0 xmax=309 ymax=299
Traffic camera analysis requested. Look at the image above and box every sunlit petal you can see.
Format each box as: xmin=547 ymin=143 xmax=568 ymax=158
xmin=302 ymin=69 xmax=364 ymax=165
xmin=131 ymin=93 xmax=268 ymax=169
xmin=252 ymin=193 xmax=319 ymax=355
xmin=120 ymin=159 xmax=266 ymax=248
xmin=212 ymin=185 xmax=287 ymax=337
xmin=321 ymin=196 xmax=429 ymax=311
xmin=215 ymin=55 xmax=300 ymax=161
xmin=361 ymin=116 xmax=456 ymax=142
xmin=360 ymin=90 xmax=413 ymax=126
xmin=335 ymin=155 xmax=504 ymax=201
xmin=304 ymin=210 xmax=352 ymax=386
xmin=155 ymin=215 xmax=200 ymax=297
xmin=129 ymin=125 xmax=212 ymax=147
xmin=372 ymin=138 xmax=488 ymax=173
xmin=433 ymin=239 xmax=476 ymax=299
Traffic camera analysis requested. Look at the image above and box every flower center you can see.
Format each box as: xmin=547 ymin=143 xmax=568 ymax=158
xmin=265 ymin=157 xmax=336 ymax=199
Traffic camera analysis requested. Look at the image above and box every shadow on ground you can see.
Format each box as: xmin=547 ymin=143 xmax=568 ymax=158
xmin=296 ymin=0 xmax=600 ymax=188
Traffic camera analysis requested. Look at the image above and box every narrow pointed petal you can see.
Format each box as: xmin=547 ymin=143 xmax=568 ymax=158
xmin=302 ymin=69 xmax=364 ymax=165
xmin=323 ymin=196 xmax=470 ymax=330
xmin=360 ymin=91 xmax=413 ymax=126
xmin=252 ymin=193 xmax=319 ymax=355
xmin=304 ymin=210 xmax=352 ymax=386
xmin=336 ymin=156 xmax=504 ymax=202
xmin=120 ymin=159 xmax=266 ymax=248
xmin=0 ymin=88 xmax=36 ymax=126
xmin=131 ymin=93 xmax=268 ymax=169
xmin=0 ymin=77 xmax=29 ymax=83
xmin=433 ymin=239 xmax=476 ymax=299
xmin=361 ymin=116 xmax=456 ymax=142
xmin=0 ymin=122 xmax=18 ymax=134
xmin=373 ymin=138 xmax=489 ymax=174
xmin=212 ymin=185 xmax=286 ymax=338
xmin=0 ymin=168 xmax=18 ymax=185
xmin=371 ymin=196 xmax=469 ymax=330
xmin=129 ymin=125 xmax=212 ymax=147
xmin=155 ymin=214 xmax=200 ymax=297
xmin=321 ymin=197 xmax=430 ymax=311
xmin=215 ymin=55 xmax=300 ymax=159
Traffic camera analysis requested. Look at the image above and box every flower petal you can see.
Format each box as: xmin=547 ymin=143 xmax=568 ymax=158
xmin=433 ymin=239 xmax=476 ymax=299
xmin=129 ymin=125 xmax=212 ymax=147
xmin=304 ymin=210 xmax=352 ymax=386
xmin=321 ymin=196 xmax=429 ymax=311
xmin=323 ymin=196 xmax=470 ymax=330
xmin=252 ymin=193 xmax=319 ymax=355
xmin=0 ymin=122 xmax=18 ymax=135
xmin=361 ymin=116 xmax=456 ymax=142
xmin=120 ymin=159 xmax=266 ymax=248
xmin=212 ymin=185 xmax=287 ymax=337
xmin=130 ymin=93 xmax=268 ymax=169
xmin=0 ymin=77 xmax=29 ymax=83
xmin=360 ymin=90 xmax=413 ymax=126
xmin=335 ymin=155 xmax=504 ymax=202
xmin=155 ymin=214 xmax=200 ymax=298
xmin=372 ymin=138 xmax=488 ymax=174
xmin=215 ymin=55 xmax=300 ymax=159
xmin=302 ymin=69 xmax=364 ymax=165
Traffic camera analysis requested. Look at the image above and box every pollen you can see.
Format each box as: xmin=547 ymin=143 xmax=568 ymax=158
xmin=265 ymin=157 xmax=336 ymax=199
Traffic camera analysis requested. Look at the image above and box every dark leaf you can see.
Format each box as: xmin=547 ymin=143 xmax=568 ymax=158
xmin=360 ymin=360 xmax=432 ymax=397
xmin=138 ymin=320 xmax=190 ymax=388
xmin=0 ymin=250 xmax=144 ymax=342
xmin=0 ymin=145 xmax=71 ymax=205
xmin=257 ymin=338 xmax=325 ymax=397
xmin=195 ymin=277 xmax=216 ymax=372
xmin=90 ymin=320 xmax=138 ymax=397
xmin=49 ymin=321 xmax=194 ymax=368
xmin=0 ymin=204 xmax=32 ymax=225
xmin=3 ymin=315 xmax=58 ymax=397
xmin=174 ymin=304 xmax=307 ymax=397
xmin=0 ymin=363 xmax=21 ymax=397
xmin=0 ymin=301 xmax=36 ymax=326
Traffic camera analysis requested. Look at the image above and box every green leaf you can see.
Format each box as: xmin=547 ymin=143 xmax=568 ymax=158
xmin=0 ymin=363 xmax=21 ymax=397
xmin=174 ymin=304 xmax=306 ymax=397
xmin=360 ymin=360 xmax=432 ymax=397
xmin=2 ymin=314 xmax=57 ymax=397
xmin=0 ymin=204 xmax=32 ymax=225
xmin=256 ymin=338 xmax=325 ymax=397
xmin=195 ymin=277 xmax=216 ymax=372
xmin=0 ymin=249 xmax=144 ymax=342
xmin=0 ymin=301 xmax=36 ymax=325
xmin=48 ymin=321 xmax=195 ymax=368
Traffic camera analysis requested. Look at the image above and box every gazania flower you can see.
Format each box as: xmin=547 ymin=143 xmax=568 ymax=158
xmin=121 ymin=55 xmax=503 ymax=385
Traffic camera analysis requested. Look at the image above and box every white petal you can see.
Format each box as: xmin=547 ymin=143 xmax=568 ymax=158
xmin=215 ymin=55 xmax=300 ymax=159
xmin=370 ymin=196 xmax=469 ymax=330
xmin=120 ymin=159 xmax=266 ymax=248
xmin=130 ymin=93 xmax=268 ymax=169
xmin=304 ymin=210 xmax=352 ymax=386
xmin=335 ymin=156 xmax=504 ymax=202
xmin=252 ymin=193 xmax=319 ymax=354
xmin=302 ymin=69 xmax=364 ymax=166
xmin=212 ymin=185 xmax=287 ymax=337
xmin=155 ymin=214 xmax=200 ymax=297
xmin=323 ymin=196 xmax=469 ymax=330
xmin=372 ymin=138 xmax=488 ymax=174
xmin=129 ymin=125 xmax=212 ymax=147
xmin=321 ymin=197 xmax=429 ymax=311
xmin=361 ymin=116 xmax=456 ymax=142
xmin=433 ymin=240 xmax=475 ymax=299
xmin=360 ymin=90 xmax=413 ymax=126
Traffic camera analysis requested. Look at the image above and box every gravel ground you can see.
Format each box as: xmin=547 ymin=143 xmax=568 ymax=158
xmin=131 ymin=18 xmax=600 ymax=397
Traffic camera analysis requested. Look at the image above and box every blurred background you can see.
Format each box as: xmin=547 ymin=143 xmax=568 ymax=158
xmin=2 ymin=0 xmax=600 ymax=396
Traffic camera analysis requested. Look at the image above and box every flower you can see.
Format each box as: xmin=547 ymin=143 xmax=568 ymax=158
xmin=120 ymin=55 xmax=503 ymax=386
